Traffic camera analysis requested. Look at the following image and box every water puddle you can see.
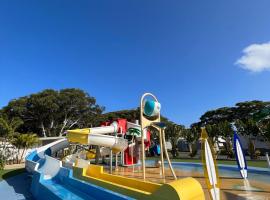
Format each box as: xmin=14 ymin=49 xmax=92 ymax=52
xmin=234 ymin=179 xmax=267 ymax=200
xmin=233 ymin=179 xmax=262 ymax=191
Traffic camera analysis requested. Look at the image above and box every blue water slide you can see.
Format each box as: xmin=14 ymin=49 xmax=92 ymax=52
xmin=26 ymin=138 xmax=133 ymax=200
xmin=31 ymin=167 xmax=133 ymax=200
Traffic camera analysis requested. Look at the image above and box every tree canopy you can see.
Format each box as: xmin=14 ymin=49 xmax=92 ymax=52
xmin=1 ymin=88 xmax=182 ymax=139
xmin=1 ymin=88 xmax=104 ymax=137
xmin=1 ymin=88 xmax=270 ymax=160
xmin=192 ymin=100 xmax=270 ymax=158
xmin=199 ymin=100 xmax=270 ymax=126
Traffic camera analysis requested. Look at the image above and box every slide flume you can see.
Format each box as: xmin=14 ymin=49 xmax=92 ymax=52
xmin=67 ymin=125 xmax=128 ymax=153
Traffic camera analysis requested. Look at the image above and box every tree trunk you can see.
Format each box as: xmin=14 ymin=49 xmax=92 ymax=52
xmin=50 ymin=120 xmax=54 ymax=129
xmin=16 ymin=147 xmax=20 ymax=164
xmin=225 ymin=137 xmax=233 ymax=158
xmin=248 ymin=139 xmax=256 ymax=159
xmin=59 ymin=118 xmax=68 ymax=137
xmin=188 ymin=143 xmax=192 ymax=154
xmin=19 ymin=148 xmax=26 ymax=163
xmin=41 ymin=122 xmax=47 ymax=137
xmin=68 ymin=118 xmax=80 ymax=129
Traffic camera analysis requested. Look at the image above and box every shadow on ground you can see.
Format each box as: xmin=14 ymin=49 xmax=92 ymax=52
xmin=0 ymin=170 xmax=34 ymax=200
xmin=223 ymin=191 xmax=246 ymax=200
xmin=2 ymin=168 xmax=25 ymax=180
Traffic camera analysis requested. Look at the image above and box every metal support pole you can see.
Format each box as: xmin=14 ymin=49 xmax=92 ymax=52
xmin=159 ymin=128 xmax=165 ymax=182
xmin=161 ymin=128 xmax=177 ymax=180
xmin=141 ymin=128 xmax=146 ymax=180
xmin=120 ymin=151 xmax=123 ymax=166
xmin=140 ymin=93 xmax=160 ymax=181
xmin=131 ymin=135 xmax=134 ymax=172
xmin=115 ymin=153 xmax=118 ymax=171
xmin=110 ymin=149 xmax=113 ymax=174
xmin=137 ymin=143 xmax=141 ymax=172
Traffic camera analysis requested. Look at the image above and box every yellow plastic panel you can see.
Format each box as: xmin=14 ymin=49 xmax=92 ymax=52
xmin=67 ymin=128 xmax=90 ymax=144
xmin=151 ymin=178 xmax=205 ymax=200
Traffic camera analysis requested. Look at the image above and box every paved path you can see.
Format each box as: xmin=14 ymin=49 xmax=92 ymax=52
xmin=0 ymin=172 xmax=33 ymax=200
xmin=4 ymin=163 xmax=25 ymax=170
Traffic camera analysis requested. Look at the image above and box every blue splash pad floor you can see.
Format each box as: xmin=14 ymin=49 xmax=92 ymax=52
xmin=0 ymin=172 xmax=33 ymax=200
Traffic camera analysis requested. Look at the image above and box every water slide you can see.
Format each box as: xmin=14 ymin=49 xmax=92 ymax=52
xmin=26 ymin=138 xmax=69 ymax=173
xmin=26 ymin=137 xmax=133 ymax=200
xmin=67 ymin=124 xmax=128 ymax=153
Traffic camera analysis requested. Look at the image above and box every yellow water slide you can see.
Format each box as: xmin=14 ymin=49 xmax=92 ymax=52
xmin=67 ymin=125 xmax=128 ymax=153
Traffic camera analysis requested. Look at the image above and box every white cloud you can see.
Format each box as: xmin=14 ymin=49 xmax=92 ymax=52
xmin=235 ymin=42 xmax=270 ymax=72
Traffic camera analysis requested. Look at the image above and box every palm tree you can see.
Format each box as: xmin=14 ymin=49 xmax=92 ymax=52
xmin=0 ymin=117 xmax=23 ymax=167
xmin=0 ymin=117 xmax=23 ymax=137
xmin=235 ymin=119 xmax=260 ymax=159
xmin=12 ymin=133 xmax=39 ymax=163
xmin=182 ymin=128 xmax=199 ymax=158
xmin=170 ymin=124 xmax=184 ymax=158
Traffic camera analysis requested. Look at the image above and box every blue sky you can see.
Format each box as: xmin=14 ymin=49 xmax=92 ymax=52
xmin=1 ymin=1 xmax=270 ymax=126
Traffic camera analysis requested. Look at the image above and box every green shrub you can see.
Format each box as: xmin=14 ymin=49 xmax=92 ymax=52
xmin=0 ymin=155 xmax=6 ymax=170
xmin=248 ymin=140 xmax=256 ymax=159
xmin=254 ymin=150 xmax=261 ymax=159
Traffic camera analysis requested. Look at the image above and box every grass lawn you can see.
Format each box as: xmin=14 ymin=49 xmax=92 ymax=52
xmin=147 ymin=157 xmax=269 ymax=168
xmin=0 ymin=168 xmax=25 ymax=181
